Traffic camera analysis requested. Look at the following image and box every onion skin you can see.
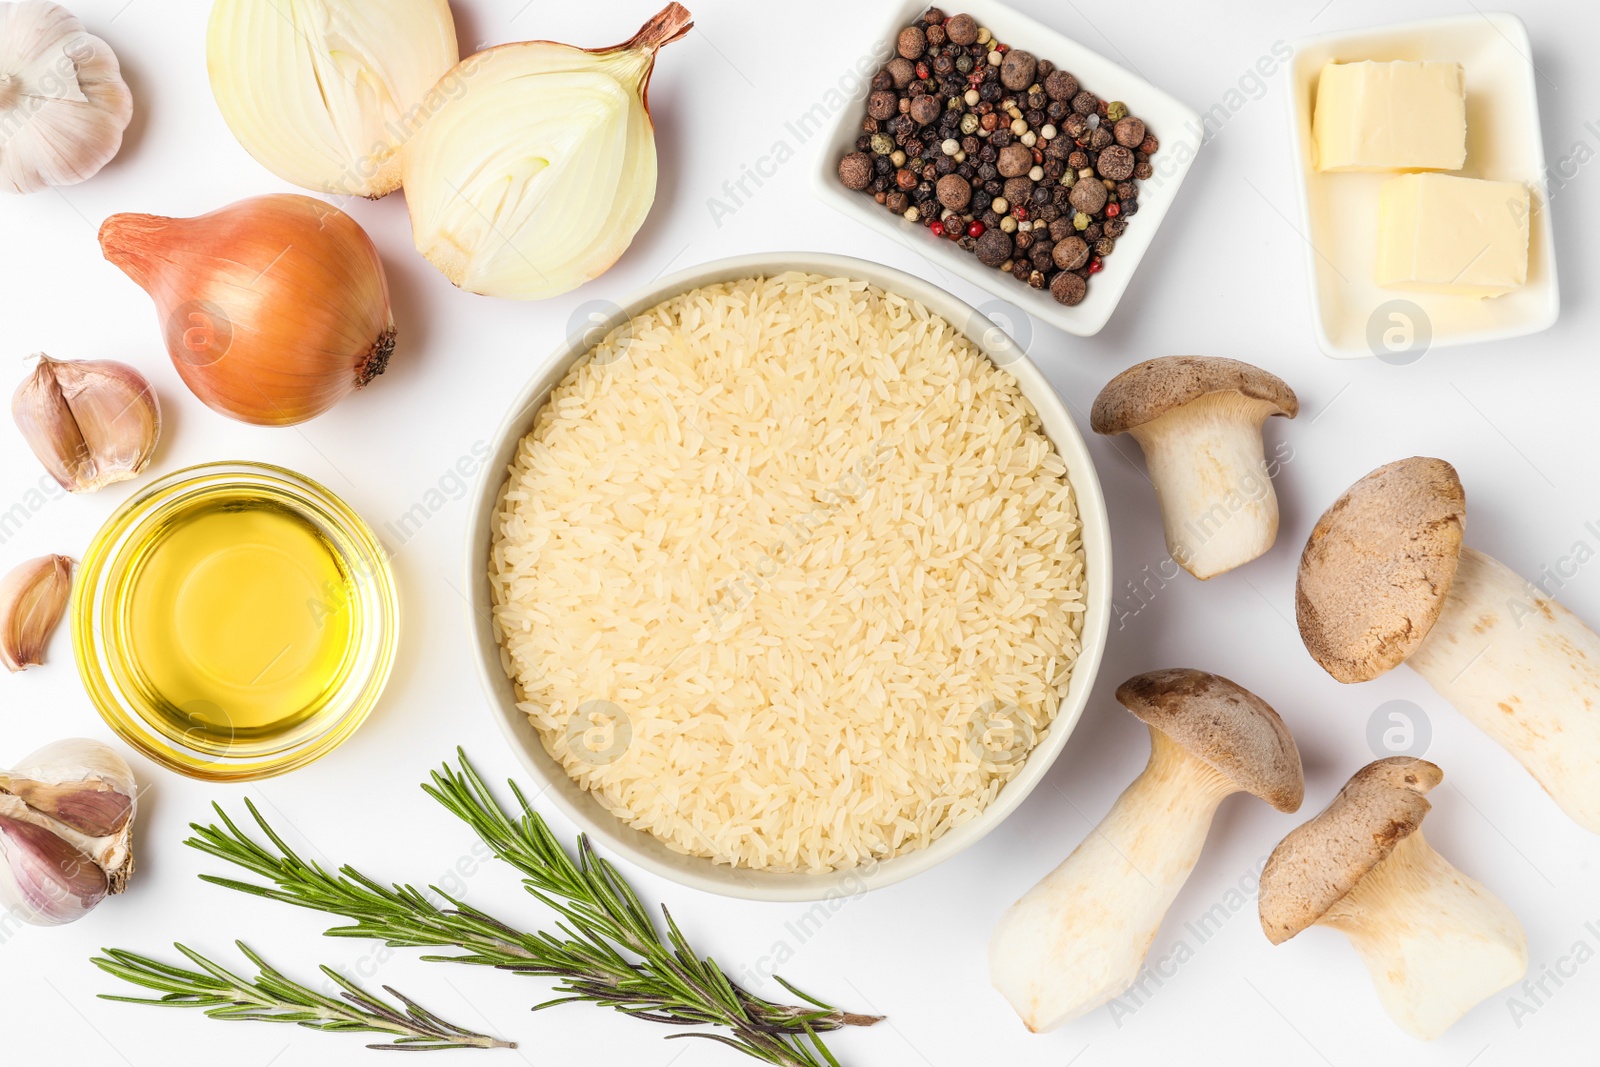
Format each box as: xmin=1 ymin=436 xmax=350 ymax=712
xmin=99 ymin=194 xmax=395 ymax=426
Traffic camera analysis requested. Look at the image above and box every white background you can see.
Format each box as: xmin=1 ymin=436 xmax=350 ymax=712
xmin=3 ymin=0 xmax=1596 ymax=1064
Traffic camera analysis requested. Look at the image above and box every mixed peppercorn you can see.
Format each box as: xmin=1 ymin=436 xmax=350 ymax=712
xmin=837 ymin=8 xmax=1159 ymax=306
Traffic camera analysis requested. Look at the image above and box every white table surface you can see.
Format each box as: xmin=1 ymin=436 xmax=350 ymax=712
xmin=4 ymin=0 xmax=1596 ymax=1064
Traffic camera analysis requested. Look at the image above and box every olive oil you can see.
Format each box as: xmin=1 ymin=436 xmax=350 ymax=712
xmin=112 ymin=494 xmax=357 ymax=751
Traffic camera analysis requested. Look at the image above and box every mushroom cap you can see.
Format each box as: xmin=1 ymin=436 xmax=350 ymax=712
xmin=1089 ymin=356 xmax=1299 ymax=436
xmin=1296 ymin=457 xmax=1466 ymax=683
xmin=1115 ymin=669 xmax=1305 ymax=812
xmin=1258 ymin=757 xmax=1442 ymax=944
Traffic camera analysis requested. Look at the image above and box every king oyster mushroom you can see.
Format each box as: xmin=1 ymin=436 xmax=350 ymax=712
xmin=1259 ymin=757 xmax=1526 ymax=1039
xmin=1297 ymin=456 xmax=1600 ymax=833
xmin=1091 ymin=357 xmax=1298 ymax=579
xmin=990 ymin=669 xmax=1303 ymax=1030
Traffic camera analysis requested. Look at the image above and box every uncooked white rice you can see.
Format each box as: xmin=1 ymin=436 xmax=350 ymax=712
xmin=490 ymin=273 xmax=1085 ymax=872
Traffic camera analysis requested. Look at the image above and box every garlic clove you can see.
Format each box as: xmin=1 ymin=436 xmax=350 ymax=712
xmin=207 ymin=0 xmax=458 ymax=198
xmin=12 ymin=353 xmax=161 ymax=492
xmin=0 ymin=737 xmax=136 ymax=839
xmin=0 ymin=2 xmax=133 ymax=194
xmin=0 ymin=554 xmax=73 ymax=672
xmin=0 ymin=813 xmax=108 ymax=925
xmin=400 ymin=3 xmax=692 ymax=299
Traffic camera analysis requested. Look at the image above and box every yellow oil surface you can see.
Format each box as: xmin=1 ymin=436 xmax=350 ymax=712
xmin=120 ymin=497 xmax=356 ymax=747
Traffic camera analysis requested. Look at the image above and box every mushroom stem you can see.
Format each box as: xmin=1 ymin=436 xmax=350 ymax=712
xmin=1316 ymin=829 xmax=1526 ymax=1039
xmin=1129 ymin=392 xmax=1282 ymax=580
xmin=989 ymin=728 xmax=1237 ymax=1030
xmin=1407 ymin=546 xmax=1600 ymax=832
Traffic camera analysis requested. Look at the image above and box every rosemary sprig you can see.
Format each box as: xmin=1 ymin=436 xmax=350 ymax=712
xmin=185 ymin=755 xmax=878 ymax=1067
xmin=91 ymin=941 xmax=514 ymax=1052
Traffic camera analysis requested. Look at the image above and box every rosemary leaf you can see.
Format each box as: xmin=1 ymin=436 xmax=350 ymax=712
xmin=92 ymin=942 xmax=513 ymax=1052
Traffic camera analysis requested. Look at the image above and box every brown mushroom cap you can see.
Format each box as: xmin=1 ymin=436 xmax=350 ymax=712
xmin=1258 ymin=756 xmax=1442 ymax=944
xmin=1115 ymin=669 xmax=1305 ymax=812
xmin=1296 ymin=457 xmax=1466 ymax=684
xmin=1089 ymin=356 xmax=1299 ymax=436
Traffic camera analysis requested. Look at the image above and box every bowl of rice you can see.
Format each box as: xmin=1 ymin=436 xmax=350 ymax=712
xmin=467 ymin=252 xmax=1111 ymax=901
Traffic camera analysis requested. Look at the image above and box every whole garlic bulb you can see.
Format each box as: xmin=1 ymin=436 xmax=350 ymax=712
xmin=206 ymin=0 xmax=458 ymax=198
xmin=0 ymin=1 xmax=132 ymax=194
xmin=0 ymin=738 xmax=137 ymax=926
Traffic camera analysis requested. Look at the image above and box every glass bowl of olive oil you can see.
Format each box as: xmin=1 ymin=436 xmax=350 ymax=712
xmin=73 ymin=462 xmax=398 ymax=781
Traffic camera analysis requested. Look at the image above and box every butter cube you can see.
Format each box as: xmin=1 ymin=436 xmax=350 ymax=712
xmin=1313 ymin=60 xmax=1466 ymax=172
xmin=1376 ymin=173 xmax=1529 ymax=298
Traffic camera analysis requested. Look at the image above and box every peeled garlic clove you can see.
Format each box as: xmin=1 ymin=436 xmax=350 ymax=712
xmin=207 ymin=0 xmax=458 ymax=198
xmin=400 ymin=3 xmax=692 ymax=299
xmin=0 ymin=1 xmax=132 ymax=194
xmin=0 ymin=554 xmax=72 ymax=672
xmin=0 ymin=814 xmax=108 ymax=925
xmin=12 ymin=353 xmax=161 ymax=492
xmin=99 ymin=194 xmax=396 ymax=426
xmin=0 ymin=738 xmax=136 ymax=838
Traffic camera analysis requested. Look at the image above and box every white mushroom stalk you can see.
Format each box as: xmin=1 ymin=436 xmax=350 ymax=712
xmin=1260 ymin=758 xmax=1526 ymax=1040
xmin=1298 ymin=457 xmax=1600 ymax=834
xmin=990 ymin=669 xmax=1303 ymax=1031
xmin=1092 ymin=357 xmax=1297 ymax=580
xmin=1406 ymin=547 xmax=1600 ymax=832
xmin=990 ymin=728 xmax=1237 ymax=1029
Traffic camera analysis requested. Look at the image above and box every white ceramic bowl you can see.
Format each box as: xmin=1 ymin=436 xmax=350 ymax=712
xmin=466 ymin=252 xmax=1112 ymax=901
xmin=810 ymin=0 xmax=1203 ymax=338
xmin=1285 ymin=13 xmax=1559 ymax=358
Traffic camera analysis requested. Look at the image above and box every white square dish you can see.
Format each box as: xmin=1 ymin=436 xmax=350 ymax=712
xmin=809 ymin=0 xmax=1203 ymax=338
xmin=1285 ymin=13 xmax=1560 ymax=359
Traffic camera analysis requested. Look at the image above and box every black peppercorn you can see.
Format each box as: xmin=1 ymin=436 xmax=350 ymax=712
xmin=1071 ymin=89 xmax=1098 ymax=115
xmin=977 ymin=162 xmax=998 ymax=182
xmin=1116 ymin=181 xmax=1137 ymax=201
xmin=921 ymin=162 xmax=937 ymax=180
xmin=869 ymin=174 xmax=891 ymax=193
xmin=1003 ymin=175 xmax=1034 ymax=204
xmin=1133 ymin=161 xmax=1153 ymax=181
xmin=975 ymin=228 xmax=1013 ymax=266
xmin=956 ymin=162 xmax=975 ymax=180
xmin=1027 ymin=91 xmax=1046 ymax=110
xmin=933 ymin=53 xmax=955 ymax=76
xmin=925 ymin=22 xmax=947 ymax=47
xmin=907 ymin=80 xmax=927 ymax=97
xmin=1046 ymin=99 xmax=1070 ymax=122
xmin=955 ymin=54 xmax=974 ymax=74
xmin=978 ymin=144 xmax=998 ymax=164
xmin=1045 ymin=138 xmax=1071 ymax=162
xmin=981 ymin=208 xmax=1003 ymax=228
xmin=915 ymin=179 xmax=935 ymax=201
xmin=934 ymin=154 xmax=956 ymax=176
xmin=1037 ymin=203 xmax=1061 ymax=223
xmin=1048 ymin=217 xmax=1074 ymax=242
xmin=1027 ymin=269 xmax=1047 ymax=289
xmin=991 ymin=128 xmax=1013 ymax=149
xmin=979 ymin=80 xmax=1003 ymax=103
xmin=982 ymin=179 xmax=1003 ymax=197
xmin=1089 ymin=126 xmax=1114 ymax=151
xmin=855 ymin=134 xmax=872 ymax=152
xmin=1037 ymin=58 xmax=1055 ymax=79
xmin=874 ymin=155 xmax=893 ymax=174
xmin=886 ymin=191 xmax=909 ymax=214
xmin=1010 ymin=259 xmax=1032 ymax=281
xmin=1067 ymin=149 xmax=1088 ymax=170
xmin=1042 ymin=158 xmax=1065 ymax=180
xmin=1062 ymin=112 xmax=1090 ymax=139
xmin=1083 ymin=222 xmax=1103 ymax=242
xmin=1026 ymin=108 xmax=1045 ymax=129
xmin=1103 ymin=216 xmax=1127 ymax=238
xmin=1014 ymin=229 xmax=1034 ymax=252
xmin=1095 ymin=236 xmax=1115 ymax=256
xmin=872 ymin=69 xmax=893 ymax=91
xmin=1031 ymin=185 xmax=1051 ymax=205
xmin=861 ymin=117 xmax=880 ymax=134
xmin=961 ymin=135 xmax=980 ymax=155
xmin=1030 ymin=242 xmax=1055 ymax=269
xmin=1121 ymin=195 xmax=1139 ymax=214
